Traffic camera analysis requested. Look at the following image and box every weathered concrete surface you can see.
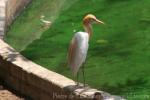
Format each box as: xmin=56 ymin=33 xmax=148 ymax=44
xmin=0 ymin=0 xmax=5 ymax=39
xmin=0 ymin=0 xmax=31 ymax=39
xmin=5 ymin=0 xmax=31 ymax=28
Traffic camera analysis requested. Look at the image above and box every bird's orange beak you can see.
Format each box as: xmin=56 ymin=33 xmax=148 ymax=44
xmin=95 ymin=18 xmax=105 ymax=24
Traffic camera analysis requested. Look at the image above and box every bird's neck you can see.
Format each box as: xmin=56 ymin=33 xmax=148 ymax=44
xmin=83 ymin=23 xmax=92 ymax=38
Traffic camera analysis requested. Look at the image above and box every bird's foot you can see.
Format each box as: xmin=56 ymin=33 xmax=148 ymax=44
xmin=76 ymin=82 xmax=89 ymax=88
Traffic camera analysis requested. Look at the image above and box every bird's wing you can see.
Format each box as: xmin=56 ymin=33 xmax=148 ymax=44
xmin=68 ymin=37 xmax=77 ymax=68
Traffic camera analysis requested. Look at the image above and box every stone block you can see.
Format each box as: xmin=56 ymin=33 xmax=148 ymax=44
xmin=6 ymin=76 xmax=21 ymax=92
xmin=9 ymin=64 xmax=23 ymax=79
xmin=0 ymin=68 xmax=6 ymax=79
xmin=20 ymin=83 xmax=41 ymax=100
xmin=40 ymin=92 xmax=52 ymax=100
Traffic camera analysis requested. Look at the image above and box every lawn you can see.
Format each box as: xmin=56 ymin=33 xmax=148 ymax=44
xmin=6 ymin=0 xmax=150 ymax=99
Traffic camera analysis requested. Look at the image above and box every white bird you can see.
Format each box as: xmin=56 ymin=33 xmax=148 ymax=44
xmin=40 ymin=15 xmax=51 ymax=25
xmin=68 ymin=14 xmax=104 ymax=86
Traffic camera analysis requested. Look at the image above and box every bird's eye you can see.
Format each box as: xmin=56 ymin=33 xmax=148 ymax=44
xmin=89 ymin=19 xmax=93 ymax=23
xmin=90 ymin=19 xmax=94 ymax=21
xmin=89 ymin=19 xmax=95 ymax=24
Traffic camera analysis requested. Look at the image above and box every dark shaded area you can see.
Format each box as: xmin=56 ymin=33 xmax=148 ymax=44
xmin=0 ymin=78 xmax=31 ymax=100
xmin=93 ymin=92 xmax=103 ymax=100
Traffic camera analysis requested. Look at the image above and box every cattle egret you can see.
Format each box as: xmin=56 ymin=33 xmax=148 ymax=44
xmin=68 ymin=14 xmax=104 ymax=86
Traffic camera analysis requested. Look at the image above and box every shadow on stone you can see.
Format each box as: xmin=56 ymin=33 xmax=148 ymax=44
xmin=1 ymin=47 xmax=29 ymax=62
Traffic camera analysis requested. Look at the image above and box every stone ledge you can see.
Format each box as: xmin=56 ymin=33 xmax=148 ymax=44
xmin=0 ymin=40 xmax=125 ymax=100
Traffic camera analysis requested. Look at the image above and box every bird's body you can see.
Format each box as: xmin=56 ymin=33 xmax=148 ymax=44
xmin=68 ymin=31 xmax=89 ymax=76
xmin=68 ymin=14 xmax=104 ymax=86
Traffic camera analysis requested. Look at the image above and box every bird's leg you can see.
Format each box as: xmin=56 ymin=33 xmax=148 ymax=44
xmin=82 ymin=63 xmax=86 ymax=87
xmin=76 ymin=72 xmax=79 ymax=86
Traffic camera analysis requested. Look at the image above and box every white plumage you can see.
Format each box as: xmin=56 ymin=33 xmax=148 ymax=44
xmin=69 ymin=32 xmax=89 ymax=76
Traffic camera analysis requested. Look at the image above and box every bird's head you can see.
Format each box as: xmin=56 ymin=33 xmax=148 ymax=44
xmin=83 ymin=14 xmax=104 ymax=25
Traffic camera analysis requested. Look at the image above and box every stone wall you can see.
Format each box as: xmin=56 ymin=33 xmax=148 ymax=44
xmin=5 ymin=0 xmax=31 ymax=28
xmin=0 ymin=39 xmax=111 ymax=100
xmin=0 ymin=40 xmax=124 ymax=100
xmin=0 ymin=0 xmax=5 ymax=39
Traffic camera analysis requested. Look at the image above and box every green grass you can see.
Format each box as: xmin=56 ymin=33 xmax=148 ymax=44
xmin=6 ymin=0 xmax=150 ymax=99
